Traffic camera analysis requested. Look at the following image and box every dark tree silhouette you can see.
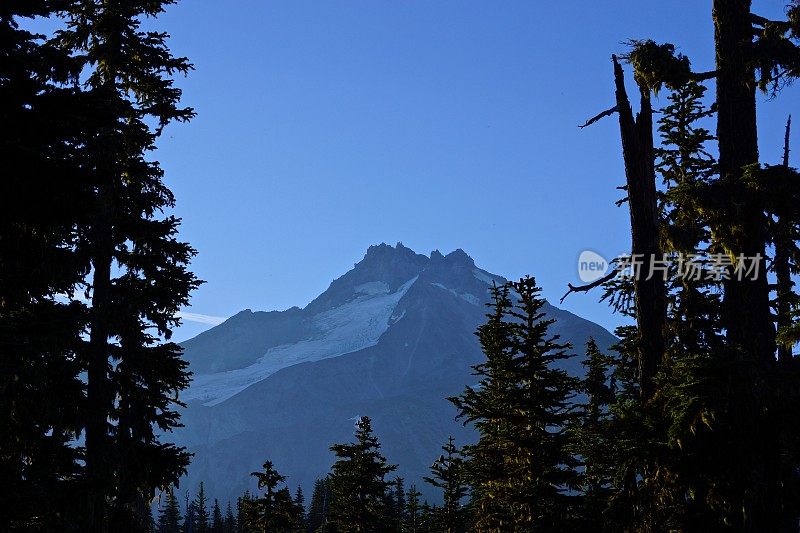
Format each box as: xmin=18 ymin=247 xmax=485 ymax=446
xmin=53 ymin=1 xmax=200 ymax=530
xmin=450 ymin=278 xmax=581 ymax=531
xmin=329 ymin=416 xmax=397 ymax=532
xmin=0 ymin=2 xmax=90 ymax=529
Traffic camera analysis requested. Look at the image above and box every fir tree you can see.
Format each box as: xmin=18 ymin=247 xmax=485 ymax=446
xmin=449 ymin=284 xmax=515 ymax=529
xmin=0 ymin=2 xmax=89 ymax=528
xmin=194 ymin=482 xmax=210 ymax=533
xmin=423 ymin=437 xmax=468 ymax=533
xmin=246 ymin=461 xmax=300 ymax=532
xmin=403 ymin=485 xmax=423 ymax=533
xmin=418 ymin=501 xmax=435 ymax=533
xmin=53 ymin=1 xmax=199 ymax=529
xmin=294 ymin=486 xmax=307 ymax=532
xmin=450 ymin=278 xmax=581 ymax=531
xmin=224 ymin=501 xmax=237 ymax=533
xmin=212 ymin=499 xmax=224 ymax=533
xmin=307 ymin=478 xmax=331 ymax=533
xmin=184 ymin=494 xmax=197 ymax=533
xmin=573 ymin=5 xmax=800 ymax=526
xmin=572 ymin=339 xmax=615 ymax=530
xmin=156 ymin=488 xmax=182 ymax=533
xmin=236 ymin=490 xmax=255 ymax=533
xmin=391 ymin=476 xmax=406 ymax=530
xmin=328 ymin=416 xmax=397 ymax=532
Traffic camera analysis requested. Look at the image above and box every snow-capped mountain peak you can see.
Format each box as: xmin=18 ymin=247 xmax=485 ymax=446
xmin=174 ymin=243 xmax=618 ymax=508
xmin=181 ymin=244 xmax=496 ymax=405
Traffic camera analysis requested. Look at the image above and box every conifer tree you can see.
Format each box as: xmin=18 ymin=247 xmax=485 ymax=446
xmin=147 ymin=503 xmax=157 ymax=532
xmin=770 ymin=116 xmax=800 ymax=361
xmin=53 ymin=1 xmax=199 ymax=529
xmin=391 ymin=476 xmax=406 ymax=531
xmin=184 ymin=495 xmax=197 ymax=533
xmin=236 ymin=490 xmax=255 ymax=533
xmin=0 ymin=2 xmax=89 ymax=528
xmin=294 ymin=486 xmax=306 ymax=532
xmin=449 ymin=285 xmax=514 ymax=529
xmin=246 ymin=461 xmax=300 ymax=532
xmin=403 ymin=485 xmax=423 ymax=533
xmin=418 ymin=502 xmax=435 ymax=533
xmin=212 ymin=499 xmax=224 ymax=533
xmin=573 ymin=339 xmax=615 ymax=530
xmin=450 ymin=278 xmax=581 ymax=531
xmin=571 ymin=4 xmax=800 ymax=527
xmin=224 ymin=501 xmax=237 ymax=533
xmin=307 ymin=478 xmax=331 ymax=533
xmin=328 ymin=416 xmax=397 ymax=532
xmin=423 ymin=437 xmax=468 ymax=533
xmin=156 ymin=488 xmax=182 ymax=533
xmin=194 ymin=482 xmax=210 ymax=533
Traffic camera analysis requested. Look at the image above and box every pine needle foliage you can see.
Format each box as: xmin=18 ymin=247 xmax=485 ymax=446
xmin=450 ymin=277 xmax=581 ymax=532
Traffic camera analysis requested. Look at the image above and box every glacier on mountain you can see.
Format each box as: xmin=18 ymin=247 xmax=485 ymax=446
xmin=183 ymin=275 xmax=418 ymax=406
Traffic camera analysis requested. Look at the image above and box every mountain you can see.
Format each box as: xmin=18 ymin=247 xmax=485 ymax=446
xmin=173 ymin=243 xmax=618 ymax=505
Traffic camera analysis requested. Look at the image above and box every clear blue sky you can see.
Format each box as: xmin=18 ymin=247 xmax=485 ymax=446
xmin=133 ymin=1 xmax=796 ymax=341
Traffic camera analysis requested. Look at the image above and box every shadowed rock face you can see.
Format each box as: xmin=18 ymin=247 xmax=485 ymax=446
xmin=173 ymin=243 xmax=618 ymax=505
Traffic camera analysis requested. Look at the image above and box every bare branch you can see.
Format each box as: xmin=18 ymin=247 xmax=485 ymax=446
xmin=750 ymin=13 xmax=791 ymax=30
xmin=784 ymin=115 xmax=792 ymax=168
xmin=689 ymin=70 xmax=718 ymax=81
xmin=579 ymin=105 xmax=618 ymax=128
xmin=559 ymin=266 xmax=622 ymax=304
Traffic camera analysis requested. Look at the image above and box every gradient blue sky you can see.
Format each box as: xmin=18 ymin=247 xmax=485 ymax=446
xmin=130 ymin=1 xmax=797 ymax=341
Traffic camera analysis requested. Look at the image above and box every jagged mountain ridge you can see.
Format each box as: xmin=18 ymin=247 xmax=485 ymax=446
xmin=174 ymin=243 xmax=618 ymax=505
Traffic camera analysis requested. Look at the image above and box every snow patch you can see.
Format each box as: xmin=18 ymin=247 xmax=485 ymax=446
xmin=431 ymin=283 xmax=480 ymax=306
xmin=473 ymin=268 xmax=502 ymax=286
xmin=184 ymin=276 xmax=418 ymax=406
xmin=355 ymin=281 xmax=389 ymax=295
xmin=390 ymin=309 xmax=406 ymax=324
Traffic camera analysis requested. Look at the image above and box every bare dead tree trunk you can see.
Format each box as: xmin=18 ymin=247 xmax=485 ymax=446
xmin=612 ymin=56 xmax=666 ymax=400
xmin=775 ymin=115 xmax=792 ymax=362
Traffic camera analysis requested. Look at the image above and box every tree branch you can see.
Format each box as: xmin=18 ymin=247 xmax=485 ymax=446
xmin=559 ymin=267 xmax=622 ymax=304
xmin=579 ymin=105 xmax=618 ymax=128
xmin=784 ymin=115 xmax=792 ymax=168
xmin=750 ymin=13 xmax=791 ymax=30
xmin=689 ymin=70 xmax=719 ymax=81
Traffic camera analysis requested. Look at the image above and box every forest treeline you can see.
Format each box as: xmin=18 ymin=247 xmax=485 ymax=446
xmin=3 ymin=0 xmax=800 ymax=532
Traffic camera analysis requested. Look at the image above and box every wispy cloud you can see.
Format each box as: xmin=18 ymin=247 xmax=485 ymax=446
xmin=177 ymin=311 xmax=226 ymax=326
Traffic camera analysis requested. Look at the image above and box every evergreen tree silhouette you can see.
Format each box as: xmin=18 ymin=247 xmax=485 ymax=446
xmin=450 ymin=278 xmax=581 ymax=531
xmin=0 ymin=2 xmax=89 ymax=528
xmin=224 ymin=500 xmax=237 ymax=533
xmin=193 ymin=482 xmax=210 ymax=533
xmin=403 ymin=485 xmax=423 ymax=533
xmin=53 ymin=1 xmax=200 ymax=529
xmin=212 ymin=498 xmax=224 ymax=533
xmin=246 ymin=461 xmax=300 ymax=532
xmin=572 ymin=3 xmax=800 ymax=527
xmin=294 ymin=486 xmax=307 ymax=531
xmin=156 ymin=487 xmax=183 ymax=533
xmin=329 ymin=416 xmax=397 ymax=532
xmin=423 ymin=437 xmax=468 ymax=533
xmin=307 ymin=477 xmax=331 ymax=533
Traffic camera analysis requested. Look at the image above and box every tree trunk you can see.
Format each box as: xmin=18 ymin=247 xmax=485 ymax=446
xmin=86 ymin=207 xmax=112 ymax=533
xmin=775 ymin=116 xmax=792 ymax=362
xmin=85 ymin=107 xmax=117 ymax=532
xmin=713 ymin=0 xmax=776 ymax=362
xmin=611 ymin=56 xmax=666 ymax=399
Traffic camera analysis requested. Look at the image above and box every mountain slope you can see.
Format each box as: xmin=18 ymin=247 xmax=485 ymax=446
xmin=174 ymin=243 xmax=617 ymax=504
